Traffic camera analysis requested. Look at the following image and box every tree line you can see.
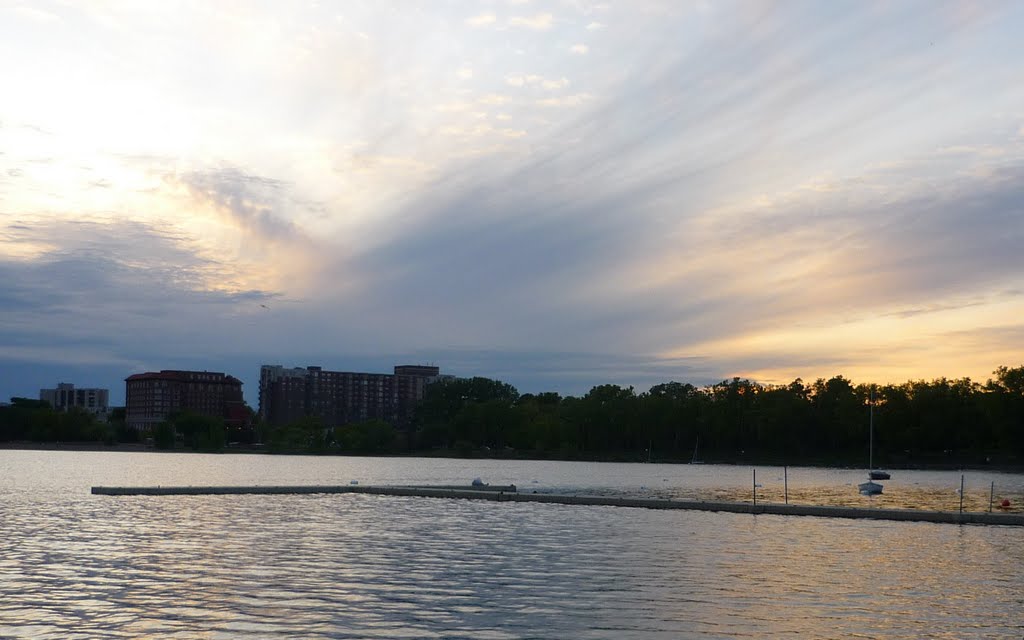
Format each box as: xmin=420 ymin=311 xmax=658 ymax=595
xmin=0 ymin=402 xmax=251 ymax=452
xmin=0 ymin=399 xmax=129 ymax=445
xmin=405 ymin=366 xmax=1024 ymax=466
xmin=3 ymin=365 xmax=1022 ymax=466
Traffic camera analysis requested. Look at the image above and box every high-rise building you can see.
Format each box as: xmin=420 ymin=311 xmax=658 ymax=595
xmin=39 ymin=383 xmax=109 ymax=416
xmin=259 ymin=364 xmax=443 ymax=428
xmin=125 ymin=370 xmax=244 ymax=431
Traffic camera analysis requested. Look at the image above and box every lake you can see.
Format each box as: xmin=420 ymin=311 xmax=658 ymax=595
xmin=1 ymin=450 xmax=1022 ymax=638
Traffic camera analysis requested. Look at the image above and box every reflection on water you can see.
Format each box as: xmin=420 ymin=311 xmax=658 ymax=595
xmin=580 ymin=483 xmax=1024 ymax=513
xmin=1 ymin=451 xmax=1023 ymax=638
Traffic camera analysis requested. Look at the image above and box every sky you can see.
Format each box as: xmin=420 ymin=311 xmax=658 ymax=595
xmin=2 ymin=0 xmax=1024 ymax=406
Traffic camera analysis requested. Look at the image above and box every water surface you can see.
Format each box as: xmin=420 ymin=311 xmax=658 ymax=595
xmin=2 ymin=451 xmax=1022 ymax=638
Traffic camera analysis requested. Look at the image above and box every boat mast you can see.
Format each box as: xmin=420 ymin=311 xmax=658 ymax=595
xmin=868 ymin=387 xmax=874 ymax=471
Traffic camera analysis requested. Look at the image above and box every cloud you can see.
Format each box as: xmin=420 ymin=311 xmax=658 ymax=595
xmin=465 ymin=14 xmax=497 ymax=27
xmin=570 ymin=44 xmax=589 ymax=55
xmin=536 ymin=93 xmax=593 ymax=107
xmin=322 ymin=58 xmax=1024 ymax=388
xmin=4 ymin=0 xmax=1024 ymax=403
xmin=586 ymin=22 xmax=605 ymax=30
xmin=174 ymin=167 xmax=307 ymax=246
xmin=5 ymin=5 xmax=61 ymax=23
xmin=506 ymin=74 xmax=569 ymax=89
xmin=0 ymin=217 xmax=283 ymax=370
xmin=0 ymin=217 xmax=260 ymax=306
xmin=478 ymin=93 xmax=511 ymax=105
xmin=438 ymin=124 xmax=527 ymax=139
xmin=0 ymin=212 xmax=313 ymax=402
xmin=505 ymin=74 xmax=532 ymax=87
xmin=393 ymin=348 xmax=719 ymax=396
xmin=508 ymin=13 xmax=554 ymax=30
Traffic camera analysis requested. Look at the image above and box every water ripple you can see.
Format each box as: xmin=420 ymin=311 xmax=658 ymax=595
xmin=2 ymin=451 xmax=1023 ymax=638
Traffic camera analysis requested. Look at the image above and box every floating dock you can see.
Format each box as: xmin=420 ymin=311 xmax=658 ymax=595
xmin=90 ymin=485 xmax=1024 ymax=527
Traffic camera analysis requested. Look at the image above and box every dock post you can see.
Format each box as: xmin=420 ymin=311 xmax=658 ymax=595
xmin=959 ymin=474 xmax=965 ymax=514
xmin=989 ymin=481 xmax=995 ymax=513
xmin=784 ymin=466 xmax=788 ymax=505
xmin=752 ymin=469 xmax=757 ymax=506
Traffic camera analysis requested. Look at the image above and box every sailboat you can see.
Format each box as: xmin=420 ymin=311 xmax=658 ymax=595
xmin=691 ymin=436 xmax=703 ymax=464
xmin=858 ymin=388 xmax=886 ymax=495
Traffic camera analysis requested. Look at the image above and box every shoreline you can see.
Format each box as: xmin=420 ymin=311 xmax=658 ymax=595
xmin=4 ymin=441 xmax=1022 ymax=473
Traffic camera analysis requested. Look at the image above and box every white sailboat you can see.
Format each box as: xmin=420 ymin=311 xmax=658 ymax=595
xmin=691 ymin=436 xmax=703 ymax=464
xmin=858 ymin=388 xmax=885 ymax=495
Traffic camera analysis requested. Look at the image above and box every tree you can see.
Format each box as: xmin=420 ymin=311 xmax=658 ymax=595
xmin=107 ymin=407 xmax=138 ymax=443
xmin=334 ymin=419 xmax=395 ymax=453
xmin=165 ymin=412 xmax=227 ymax=451
xmin=153 ymin=422 xmax=175 ymax=449
xmin=413 ymin=377 xmax=520 ymax=449
xmin=512 ymin=393 xmax=564 ymax=452
xmin=574 ymin=385 xmax=640 ymax=454
xmin=640 ymin=382 xmax=700 ymax=459
xmin=267 ymin=415 xmax=327 ymax=453
xmin=984 ymin=365 xmax=1024 ymax=456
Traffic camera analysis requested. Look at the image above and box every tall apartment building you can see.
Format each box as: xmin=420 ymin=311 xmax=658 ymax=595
xmin=259 ymin=364 xmax=443 ymax=428
xmin=125 ymin=370 xmax=245 ymax=431
xmin=39 ymin=383 xmax=109 ymax=416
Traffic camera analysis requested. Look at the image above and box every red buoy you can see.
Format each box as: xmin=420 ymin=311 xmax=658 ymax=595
xmin=1000 ymin=498 xmax=1011 ymax=508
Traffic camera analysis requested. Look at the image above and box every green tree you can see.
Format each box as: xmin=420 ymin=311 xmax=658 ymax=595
xmin=334 ymin=419 xmax=395 ymax=453
xmin=166 ymin=412 xmax=227 ymax=451
xmin=267 ymin=415 xmax=327 ymax=453
xmin=641 ymin=382 xmax=700 ymax=459
xmin=414 ymin=377 xmax=519 ymax=449
xmin=512 ymin=392 xmax=564 ymax=452
xmin=153 ymin=421 xmax=175 ymax=449
xmin=984 ymin=365 xmax=1024 ymax=457
xmin=574 ymin=385 xmax=640 ymax=454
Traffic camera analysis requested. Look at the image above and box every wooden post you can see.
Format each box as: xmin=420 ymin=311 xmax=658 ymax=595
xmin=753 ymin=469 xmax=757 ymax=506
xmin=959 ymin=474 xmax=965 ymax=514
xmin=784 ymin=466 xmax=789 ymax=505
xmin=989 ymin=481 xmax=995 ymax=513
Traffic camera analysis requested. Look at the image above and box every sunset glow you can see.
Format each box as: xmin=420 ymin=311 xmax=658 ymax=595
xmin=2 ymin=1 xmax=1024 ymax=400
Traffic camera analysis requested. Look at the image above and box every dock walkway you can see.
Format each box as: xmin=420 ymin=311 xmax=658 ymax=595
xmin=90 ymin=485 xmax=1024 ymax=526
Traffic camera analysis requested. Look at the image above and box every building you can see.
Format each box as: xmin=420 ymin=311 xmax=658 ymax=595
xmin=393 ymin=365 xmax=446 ymax=426
xmin=125 ymin=370 xmax=244 ymax=431
xmin=40 ymin=383 xmax=109 ymax=416
xmin=259 ymin=364 xmax=444 ymax=428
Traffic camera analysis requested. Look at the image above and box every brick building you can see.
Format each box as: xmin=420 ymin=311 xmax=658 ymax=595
xmin=125 ymin=370 xmax=245 ymax=431
xmin=258 ymin=364 xmax=443 ymax=428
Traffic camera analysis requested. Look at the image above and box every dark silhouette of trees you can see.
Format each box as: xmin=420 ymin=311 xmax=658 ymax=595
xmin=0 ymin=398 xmax=111 ymax=444
xmin=156 ymin=412 xmax=227 ymax=451
xmin=405 ymin=364 xmax=1024 ymax=466
xmin=984 ymin=366 xmax=1024 ymax=454
xmin=153 ymin=422 xmax=175 ymax=449
xmin=333 ymin=419 xmax=395 ymax=454
xmin=413 ymin=376 xmax=520 ymax=450
xmin=265 ymin=415 xmax=326 ymax=453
